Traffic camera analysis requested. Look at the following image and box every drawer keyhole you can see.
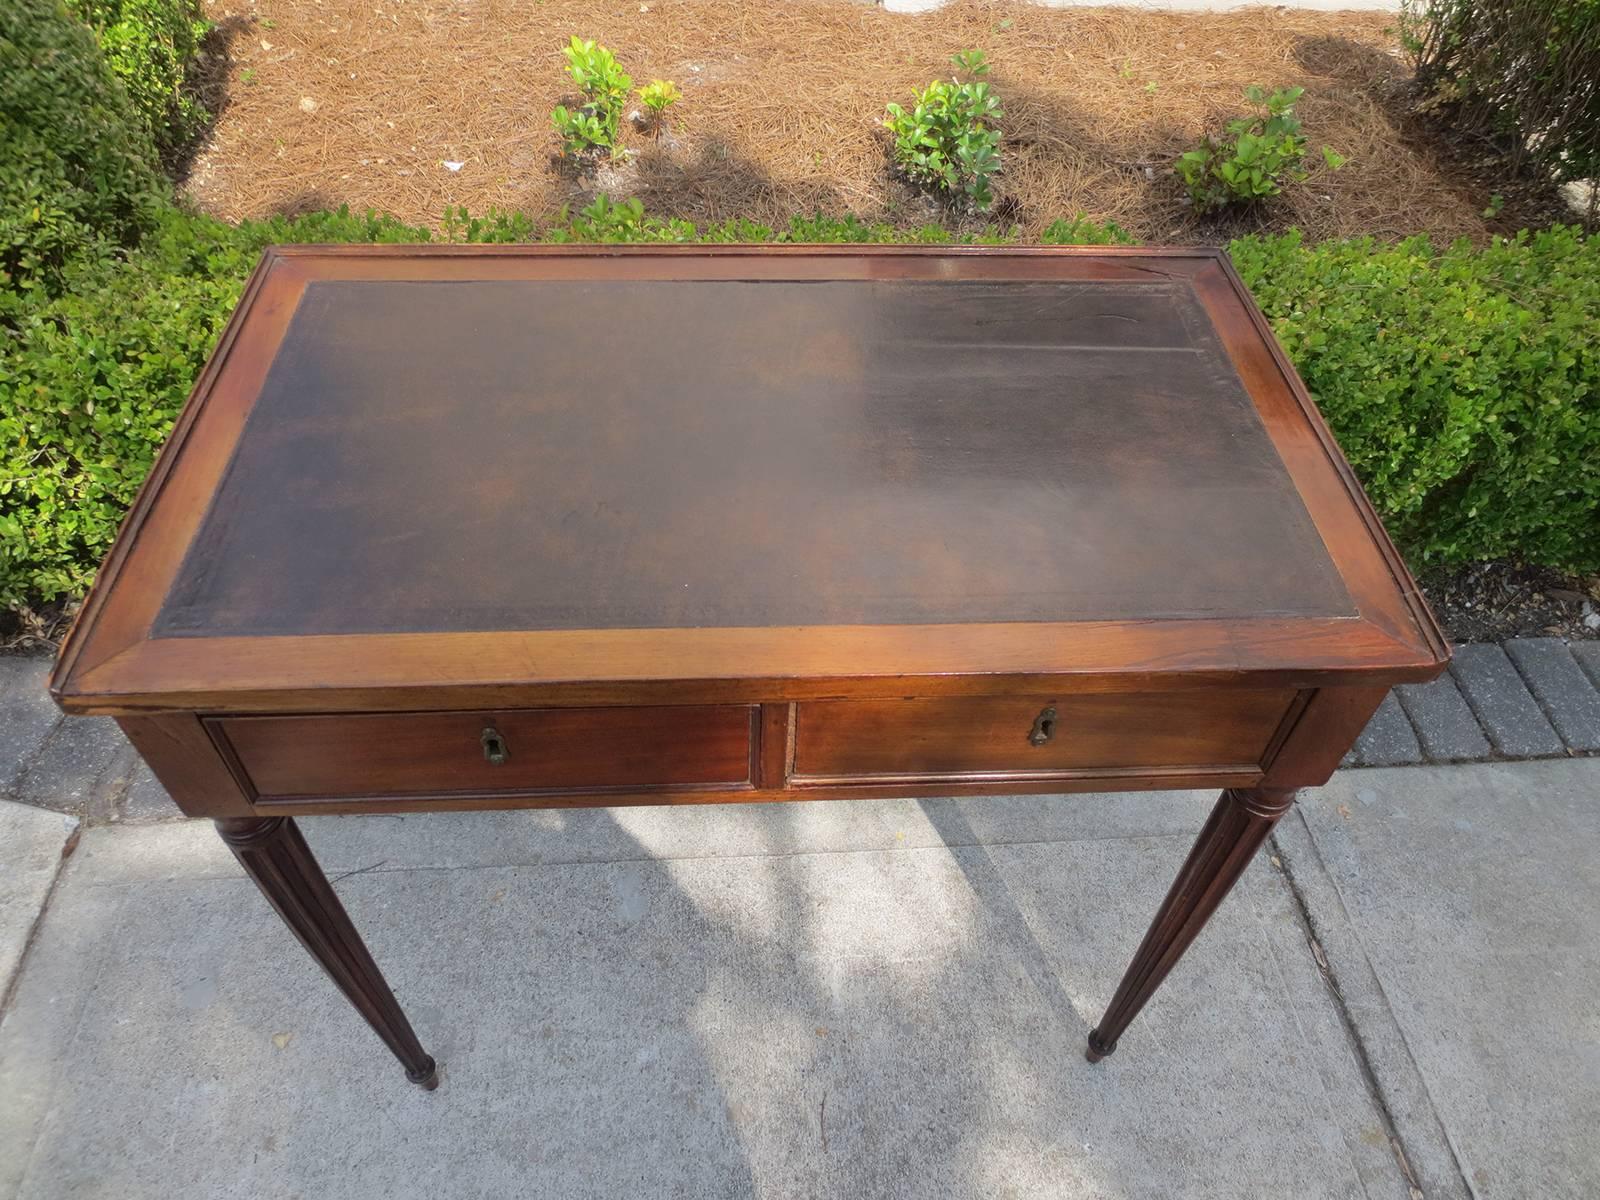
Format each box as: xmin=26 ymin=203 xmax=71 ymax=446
xmin=481 ymin=726 xmax=509 ymax=765
xmin=1028 ymin=706 xmax=1058 ymax=747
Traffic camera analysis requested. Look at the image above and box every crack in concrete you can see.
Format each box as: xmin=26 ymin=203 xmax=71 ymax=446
xmin=1270 ymin=817 xmax=1475 ymax=1200
xmin=2 ymin=711 xmax=63 ymax=802
xmin=0 ymin=821 xmax=80 ymax=1021
xmin=71 ymin=827 xmax=1224 ymax=891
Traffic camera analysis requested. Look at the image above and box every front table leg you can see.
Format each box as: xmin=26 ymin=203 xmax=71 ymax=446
xmin=1086 ymin=786 xmax=1295 ymax=1062
xmin=216 ymin=817 xmax=439 ymax=1089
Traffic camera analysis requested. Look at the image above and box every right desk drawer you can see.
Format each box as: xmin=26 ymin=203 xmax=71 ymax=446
xmin=792 ymin=690 xmax=1299 ymax=784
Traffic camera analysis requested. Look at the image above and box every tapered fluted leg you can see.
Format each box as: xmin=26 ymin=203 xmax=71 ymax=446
xmin=1086 ymin=787 xmax=1296 ymax=1062
xmin=217 ymin=816 xmax=439 ymax=1089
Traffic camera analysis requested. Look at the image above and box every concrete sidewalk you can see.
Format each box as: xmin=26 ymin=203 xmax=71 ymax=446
xmin=1 ymin=762 xmax=1596 ymax=1198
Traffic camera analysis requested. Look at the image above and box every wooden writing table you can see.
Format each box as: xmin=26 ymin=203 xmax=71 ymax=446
xmin=50 ymin=246 xmax=1449 ymax=1089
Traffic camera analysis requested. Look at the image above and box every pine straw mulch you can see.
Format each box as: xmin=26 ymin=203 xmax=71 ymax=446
xmin=183 ymin=0 xmax=1499 ymax=243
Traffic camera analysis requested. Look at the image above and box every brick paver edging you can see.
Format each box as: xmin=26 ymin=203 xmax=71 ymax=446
xmin=1348 ymin=637 xmax=1600 ymax=767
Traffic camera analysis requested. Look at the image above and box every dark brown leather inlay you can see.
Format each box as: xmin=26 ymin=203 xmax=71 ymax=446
xmin=155 ymin=278 xmax=1352 ymax=635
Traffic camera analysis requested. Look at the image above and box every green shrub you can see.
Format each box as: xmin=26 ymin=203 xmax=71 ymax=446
xmin=1401 ymin=0 xmax=1600 ymax=214
xmin=543 ymin=195 xmax=697 ymax=242
xmin=67 ymin=0 xmax=211 ymax=161
xmin=697 ymin=217 xmax=781 ymax=244
xmin=1232 ymin=226 xmax=1600 ymax=572
xmin=1176 ymin=86 xmax=1344 ymax=214
xmin=782 ymin=213 xmax=952 ymax=243
xmin=441 ymin=206 xmax=540 ymax=244
xmin=1040 ymin=214 xmax=1137 ymax=245
xmin=551 ymin=37 xmax=631 ymax=156
xmin=2 ymin=217 xmax=239 ymax=604
xmin=883 ymin=50 xmax=1004 ymax=211
xmin=0 ymin=0 xmax=166 ymax=320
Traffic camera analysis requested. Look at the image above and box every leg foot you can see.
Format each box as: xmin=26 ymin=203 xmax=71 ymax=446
xmin=1087 ymin=787 xmax=1295 ymax=1060
xmin=217 ymin=816 xmax=439 ymax=1089
xmin=1085 ymin=1029 xmax=1117 ymax=1063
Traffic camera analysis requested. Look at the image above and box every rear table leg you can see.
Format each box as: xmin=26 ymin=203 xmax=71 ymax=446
xmin=217 ymin=816 xmax=439 ymax=1089
xmin=1086 ymin=786 xmax=1296 ymax=1062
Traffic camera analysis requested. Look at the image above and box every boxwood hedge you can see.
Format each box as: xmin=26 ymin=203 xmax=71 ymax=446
xmin=1 ymin=0 xmax=166 ymax=323
xmin=66 ymin=0 xmax=211 ymax=162
xmin=1232 ymin=227 xmax=1599 ymax=573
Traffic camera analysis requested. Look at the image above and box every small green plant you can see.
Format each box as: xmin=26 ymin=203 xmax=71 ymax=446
xmin=550 ymin=37 xmax=631 ymax=155
xmin=636 ymin=79 xmax=681 ymax=137
xmin=883 ymin=50 xmax=1004 ymax=211
xmin=550 ymin=106 xmax=610 ymax=155
xmin=1175 ymin=86 xmax=1343 ymax=214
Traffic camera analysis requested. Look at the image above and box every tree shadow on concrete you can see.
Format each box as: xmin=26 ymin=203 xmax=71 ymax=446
xmin=23 ymin=792 xmax=1394 ymax=1197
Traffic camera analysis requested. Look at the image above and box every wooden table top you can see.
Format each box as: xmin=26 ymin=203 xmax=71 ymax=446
xmin=51 ymin=246 xmax=1447 ymax=714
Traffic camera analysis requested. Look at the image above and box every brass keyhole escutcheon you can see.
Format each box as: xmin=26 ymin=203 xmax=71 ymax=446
xmin=481 ymin=726 xmax=509 ymax=765
xmin=1028 ymin=706 xmax=1058 ymax=747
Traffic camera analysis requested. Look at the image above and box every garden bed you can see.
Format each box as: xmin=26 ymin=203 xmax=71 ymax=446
xmin=1421 ymin=563 xmax=1600 ymax=644
xmin=185 ymin=0 xmax=1507 ymax=242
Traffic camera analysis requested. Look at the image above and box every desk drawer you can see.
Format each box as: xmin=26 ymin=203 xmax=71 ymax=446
xmin=211 ymin=706 xmax=755 ymax=801
xmin=792 ymin=690 xmax=1297 ymax=783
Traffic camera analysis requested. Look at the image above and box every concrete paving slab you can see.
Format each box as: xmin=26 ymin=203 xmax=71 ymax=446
xmin=1503 ymin=638 xmax=1600 ymax=752
xmin=0 ymin=801 xmax=78 ymax=1001
xmin=117 ymin=761 xmax=181 ymax=824
xmin=0 ymin=658 xmax=59 ymax=798
xmin=0 ymin=792 xmax=1408 ymax=1200
xmin=11 ymin=717 xmax=135 ymax=822
xmin=1297 ymin=761 xmax=1600 ymax=1200
xmin=1394 ymin=674 xmax=1492 ymax=764
xmin=1352 ymin=690 xmax=1424 ymax=766
xmin=1447 ymin=643 xmax=1565 ymax=758
xmin=1572 ymin=642 xmax=1600 ymax=691
xmin=1274 ymin=803 xmax=1467 ymax=1200
xmin=72 ymin=789 xmax=1229 ymax=886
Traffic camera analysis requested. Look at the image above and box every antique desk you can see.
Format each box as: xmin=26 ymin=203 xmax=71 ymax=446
xmin=50 ymin=246 xmax=1449 ymax=1089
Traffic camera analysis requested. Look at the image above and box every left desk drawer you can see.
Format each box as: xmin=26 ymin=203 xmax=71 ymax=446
xmin=209 ymin=706 xmax=756 ymax=802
